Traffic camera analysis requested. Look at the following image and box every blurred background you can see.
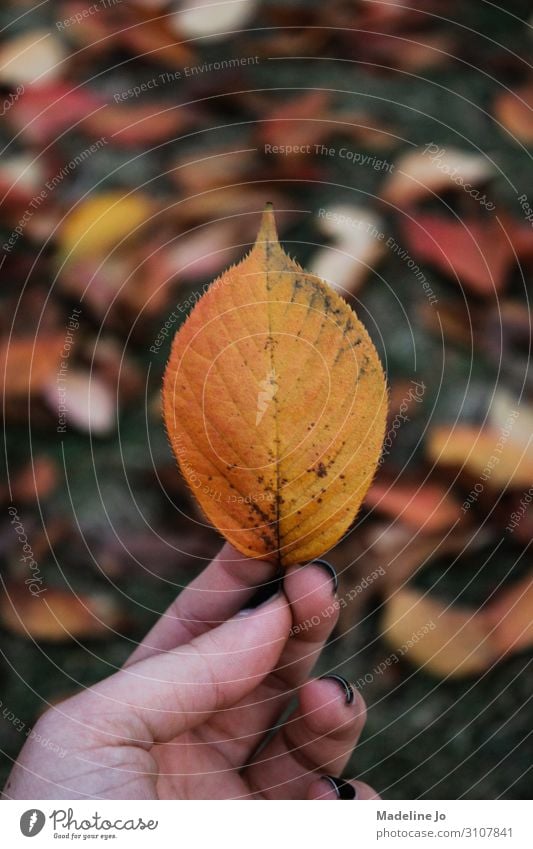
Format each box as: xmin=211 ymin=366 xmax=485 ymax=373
xmin=1 ymin=0 xmax=532 ymax=799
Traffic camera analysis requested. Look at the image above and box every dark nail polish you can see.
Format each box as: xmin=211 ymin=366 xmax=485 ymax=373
xmin=310 ymin=559 xmax=338 ymax=594
xmin=322 ymin=775 xmax=357 ymax=799
xmin=319 ymin=674 xmax=355 ymax=705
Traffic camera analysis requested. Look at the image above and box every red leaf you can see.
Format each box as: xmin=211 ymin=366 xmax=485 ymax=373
xmin=401 ymin=214 xmax=514 ymax=295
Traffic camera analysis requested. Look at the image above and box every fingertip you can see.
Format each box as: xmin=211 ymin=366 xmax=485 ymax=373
xmin=298 ymin=676 xmax=366 ymax=737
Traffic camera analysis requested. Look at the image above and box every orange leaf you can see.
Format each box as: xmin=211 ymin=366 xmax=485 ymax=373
xmin=0 ymin=336 xmax=63 ymax=398
xmin=494 ymin=83 xmax=533 ymax=144
xmin=382 ymin=588 xmax=496 ymax=678
xmin=427 ymin=424 xmax=533 ymax=490
xmin=163 ymin=205 xmax=387 ymax=566
xmin=1 ymin=584 xmax=124 ymax=642
xmin=485 ymin=573 xmax=533 ymax=656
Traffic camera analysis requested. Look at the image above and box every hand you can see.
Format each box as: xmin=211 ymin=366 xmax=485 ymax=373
xmin=3 ymin=544 xmax=379 ymax=800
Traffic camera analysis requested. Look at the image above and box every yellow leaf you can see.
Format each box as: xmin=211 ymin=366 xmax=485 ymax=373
xmin=59 ymin=191 xmax=154 ymax=261
xmin=381 ymin=588 xmax=496 ymax=678
xmin=163 ymin=205 xmax=387 ymax=566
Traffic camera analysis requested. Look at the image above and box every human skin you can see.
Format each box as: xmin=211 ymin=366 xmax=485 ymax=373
xmin=3 ymin=544 xmax=379 ymax=800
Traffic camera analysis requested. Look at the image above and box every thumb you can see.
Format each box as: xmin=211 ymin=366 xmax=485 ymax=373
xmin=80 ymin=592 xmax=291 ymax=745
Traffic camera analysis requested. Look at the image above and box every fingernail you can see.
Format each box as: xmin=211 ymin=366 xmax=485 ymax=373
xmin=321 ymin=775 xmax=357 ymax=799
xmin=237 ymin=591 xmax=282 ymax=617
xmin=309 ymin=559 xmax=338 ymax=594
xmin=319 ymin=674 xmax=355 ymax=705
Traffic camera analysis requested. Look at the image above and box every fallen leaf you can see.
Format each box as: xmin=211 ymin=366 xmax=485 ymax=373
xmin=42 ymin=369 xmax=116 ymax=436
xmin=0 ymin=336 xmax=63 ymax=397
xmin=0 ymin=583 xmax=124 ymax=642
xmin=58 ymin=191 xmax=155 ymax=261
xmin=366 ymin=522 xmax=493 ymax=593
xmin=382 ymin=147 xmax=494 ymax=206
xmin=427 ymin=424 xmax=533 ymax=490
xmin=381 ymin=587 xmax=496 ymax=678
xmin=401 ymin=214 xmax=513 ymax=295
xmin=84 ymin=102 xmax=192 ymax=148
xmin=365 ymin=479 xmax=463 ymax=534
xmin=10 ymin=457 xmax=58 ymax=504
xmin=163 ymin=205 xmax=387 ymax=566
xmin=7 ymin=82 xmax=102 ymax=144
xmin=0 ymin=29 xmax=66 ymax=86
xmin=311 ymin=205 xmax=386 ymax=294
xmin=0 ymin=155 xmax=48 ymax=210
xmin=258 ymin=91 xmax=333 ymax=152
xmin=494 ymin=83 xmax=533 ymax=144
xmin=170 ymin=147 xmax=256 ymax=193
xmin=119 ymin=7 xmax=196 ymax=67
xmin=164 ymin=220 xmax=243 ymax=282
xmin=489 ymin=390 xmax=533 ymax=449
xmin=485 ymin=572 xmax=533 ymax=656
xmin=172 ymin=0 xmax=259 ymax=40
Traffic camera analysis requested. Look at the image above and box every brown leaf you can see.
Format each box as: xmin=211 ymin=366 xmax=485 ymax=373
xmin=494 ymin=83 xmax=533 ymax=144
xmin=10 ymin=457 xmax=59 ymax=504
xmin=1 ymin=583 xmax=125 ymax=642
xmin=485 ymin=573 xmax=533 ymax=656
xmin=382 ymin=588 xmax=496 ymax=678
xmin=0 ymin=336 xmax=63 ymax=398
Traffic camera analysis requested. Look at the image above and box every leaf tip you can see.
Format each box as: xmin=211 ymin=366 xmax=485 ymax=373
xmin=256 ymin=202 xmax=279 ymax=246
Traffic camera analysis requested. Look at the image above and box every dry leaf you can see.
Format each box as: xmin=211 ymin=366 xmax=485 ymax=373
xmin=427 ymin=424 xmax=533 ymax=490
xmin=494 ymin=83 xmax=533 ymax=144
xmin=163 ymin=205 xmax=387 ymax=566
xmin=0 ymin=336 xmax=63 ymax=398
xmin=486 ymin=573 xmax=533 ymax=656
xmin=401 ymin=214 xmax=513 ymax=295
xmin=58 ymin=192 xmax=155 ymax=261
xmin=1 ymin=583 xmax=124 ymax=642
xmin=85 ymin=102 xmax=194 ymax=148
xmin=382 ymin=588 xmax=496 ymax=678
xmin=172 ymin=0 xmax=259 ymax=40
xmin=0 ymin=29 xmax=66 ymax=86
xmin=311 ymin=205 xmax=386 ymax=295
xmin=42 ymin=369 xmax=116 ymax=436
xmin=382 ymin=147 xmax=494 ymax=206
xmin=164 ymin=220 xmax=244 ymax=282
xmin=7 ymin=82 xmax=100 ymax=144
xmin=0 ymin=155 xmax=48 ymax=209
xmin=10 ymin=456 xmax=58 ymax=504
xmin=258 ymin=91 xmax=333 ymax=152
xmin=365 ymin=479 xmax=462 ymax=534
